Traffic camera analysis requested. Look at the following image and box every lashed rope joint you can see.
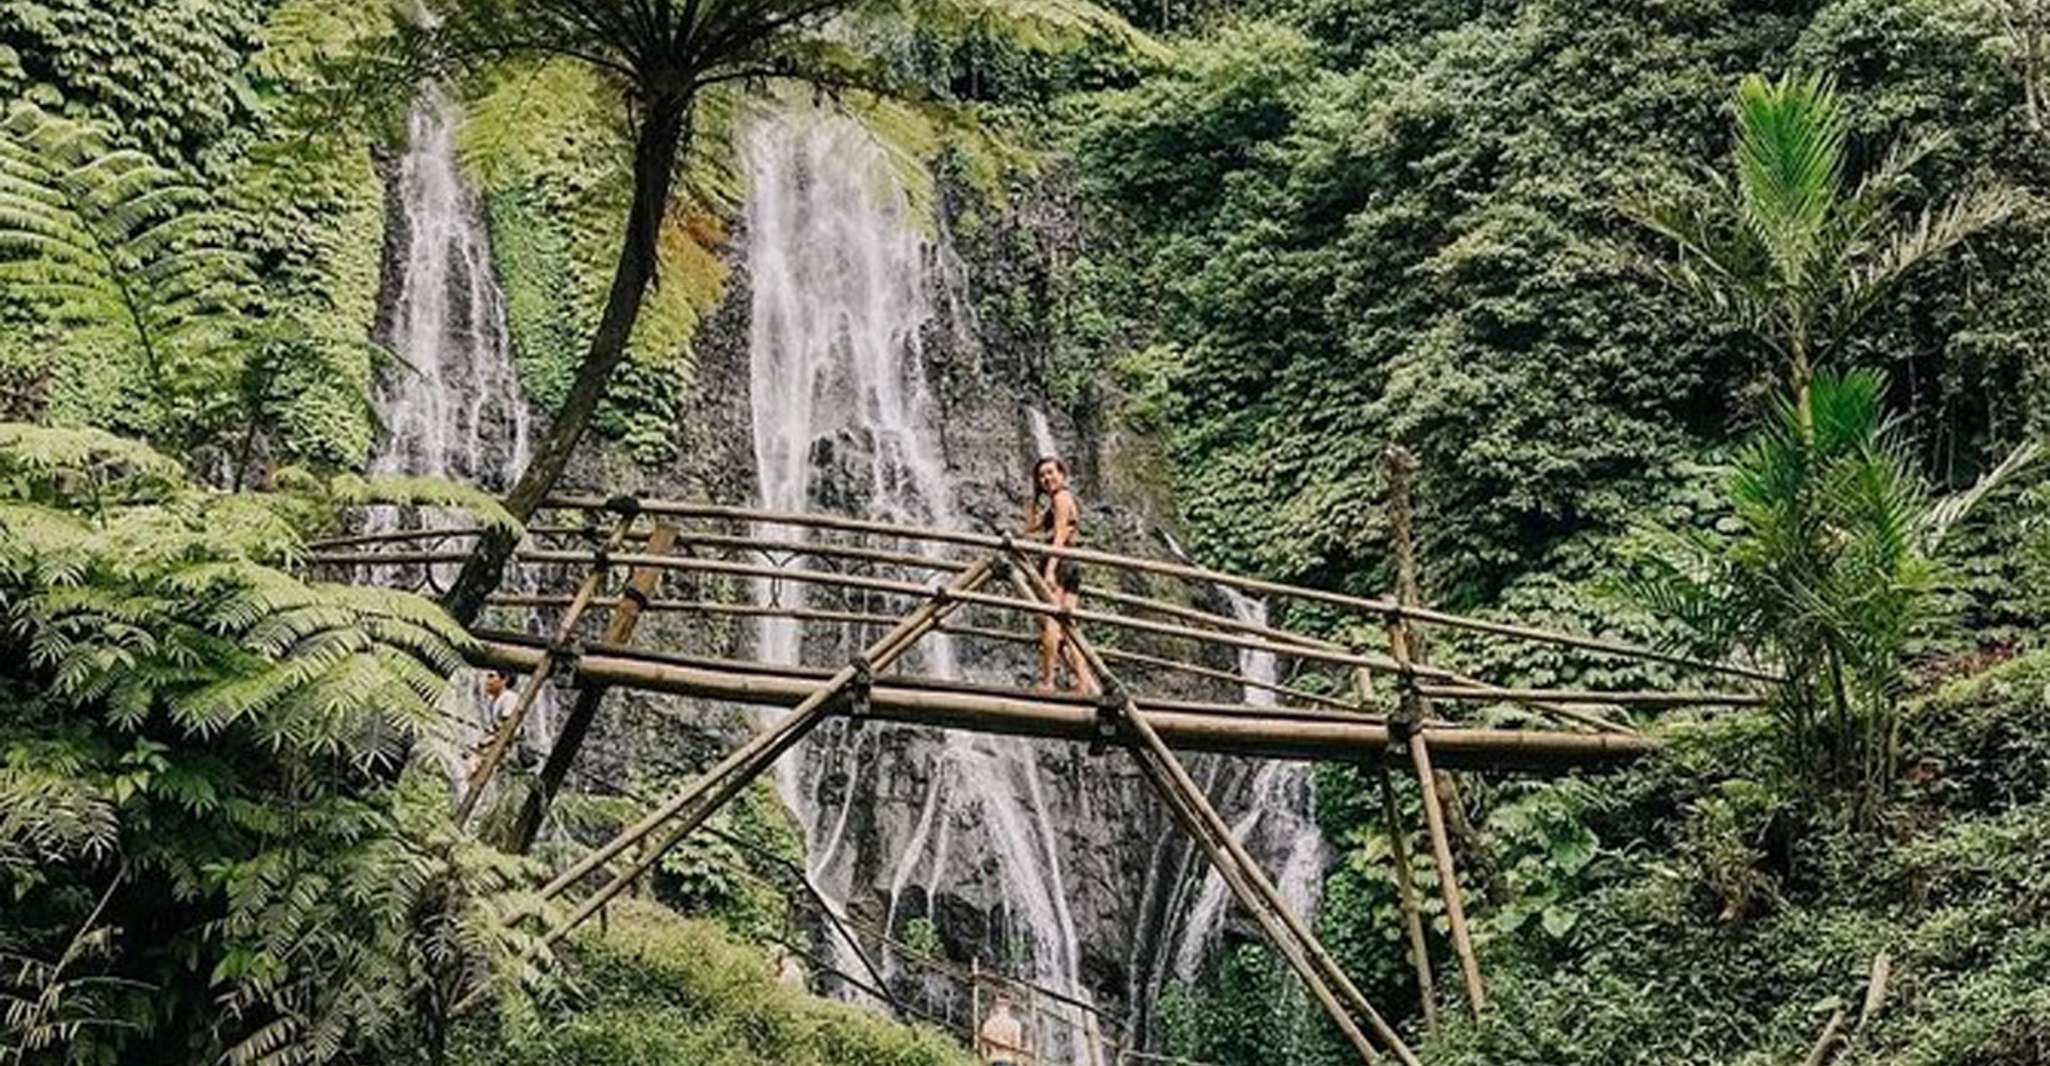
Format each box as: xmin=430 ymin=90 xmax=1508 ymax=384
xmin=846 ymin=654 xmax=874 ymax=727
xmin=549 ymin=638 xmax=584 ymax=681
xmin=1090 ymin=679 xmax=1127 ymax=754
xmin=1388 ymin=676 xmax=1425 ymax=755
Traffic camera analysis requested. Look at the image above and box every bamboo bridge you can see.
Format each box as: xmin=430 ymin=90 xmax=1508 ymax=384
xmin=311 ymin=481 xmax=1772 ymax=1065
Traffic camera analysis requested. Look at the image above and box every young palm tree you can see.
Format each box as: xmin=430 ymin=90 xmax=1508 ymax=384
xmin=1628 ymin=71 xmax=2023 ymax=430
xmin=1626 ymin=369 xmax=2035 ymax=816
xmin=1626 ymin=74 xmax=2036 ymax=819
xmin=394 ymin=0 xmax=1158 ymax=624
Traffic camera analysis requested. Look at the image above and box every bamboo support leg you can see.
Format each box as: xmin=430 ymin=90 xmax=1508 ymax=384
xmin=1378 ymin=763 xmax=1438 ymax=1032
xmin=1136 ymin=725 xmax=1384 ymax=1063
xmin=1006 ymin=559 xmax=1418 ymax=1066
xmin=1383 ymin=446 xmax=1486 ymax=1016
xmin=458 ymin=513 xmax=636 ymax=823
xmin=1410 ymin=734 xmax=1485 ymax=1016
xmin=511 ymin=521 xmax=682 ymax=852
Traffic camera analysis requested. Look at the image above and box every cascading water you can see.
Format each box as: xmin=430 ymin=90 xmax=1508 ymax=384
xmin=1027 ymin=407 xmax=1060 ymax=461
xmin=370 ymin=86 xmax=532 ymax=495
xmin=740 ymin=109 xmax=1101 ymax=1061
xmin=1165 ymin=590 xmax=1329 ymax=981
xmin=369 ymin=85 xmax=546 ymax=782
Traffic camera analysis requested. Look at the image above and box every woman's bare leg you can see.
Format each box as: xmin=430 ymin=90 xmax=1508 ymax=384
xmin=1038 ymin=615 xmax=1060 ymax=692
xmin=1060 ymin=588 xmax=1098 ymax=695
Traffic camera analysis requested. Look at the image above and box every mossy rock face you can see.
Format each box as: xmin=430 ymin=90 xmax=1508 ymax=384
xmin=452 ymin=899 xmax=973 ymax=1066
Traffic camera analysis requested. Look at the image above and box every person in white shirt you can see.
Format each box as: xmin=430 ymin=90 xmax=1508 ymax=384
xmin=977 ymin=995 xmax=1027 ymax=1065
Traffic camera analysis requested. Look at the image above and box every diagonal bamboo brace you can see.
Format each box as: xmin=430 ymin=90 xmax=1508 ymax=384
xmin=509 ymin=521 xmax=682 ymax=853
xmin=1006 ymin=556 xmax=1419 ymax=1066
xmin=457 ymin=512 xmax=637 ymax=823
xmin=533 ymin=556 xmax=999 ymax=947
xmin=1409 ymin=727 xmax=1485 ymax=1016
xmin=1138 ymin=725 xmax=1383 ymax=1063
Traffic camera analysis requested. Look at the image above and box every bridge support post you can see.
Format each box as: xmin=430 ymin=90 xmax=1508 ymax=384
xmin=1379 ymin=760 xmax=1439 ymax=1033
xmin=1384 ymin=445 xmax=1487 ymax=1019
xmin=508 ymin=520 xmax=682 ymax=853
xmin=457 ymin=509 xmax=638 ymax=824
xmin=529 ymin=554 xmax=1000 ymax=952
xmin=1005 ymin=554 xmax=1418 ymax=1066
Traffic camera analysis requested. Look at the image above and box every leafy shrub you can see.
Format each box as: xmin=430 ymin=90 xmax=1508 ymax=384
xmin=449 ymin=897 xmax=972 ymax=1066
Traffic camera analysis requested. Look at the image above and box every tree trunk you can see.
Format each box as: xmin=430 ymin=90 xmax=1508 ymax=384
xmin=440 ymin=95 xmax=693 ymax=625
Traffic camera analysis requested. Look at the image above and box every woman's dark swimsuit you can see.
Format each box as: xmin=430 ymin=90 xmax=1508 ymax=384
xmin=1043 ymin=488 xmax=1084 ymax=592
xmin=1054 ymin=558 xmax=1083 ymax=593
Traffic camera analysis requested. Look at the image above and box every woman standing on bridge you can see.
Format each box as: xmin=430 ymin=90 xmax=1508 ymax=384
xmin=1028 ymin=456 xmax=1096 ymax=695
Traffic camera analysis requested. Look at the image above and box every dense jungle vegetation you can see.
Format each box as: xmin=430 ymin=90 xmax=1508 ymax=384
xmin=4 ymin=0 xmax=2050 ymax=1063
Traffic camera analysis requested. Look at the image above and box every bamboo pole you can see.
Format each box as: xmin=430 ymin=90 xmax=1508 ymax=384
xmin=478 ymin=548 xmax=1661 ymax=729
xmin=1384 ymin=446 xmax=1486 ymax=1018
xmin=327 ymin=547 xmax=1759 ymax=720
xmin=480 ymin=628 xmax=1414 ymax=730
xmin=1006 ymin=559 xmax=1418 ymax=1066
xmin=534 ymin=494 xmax=1780 ymax=683
xmin=1413 ymin=685 xmax=1763 ymax=708
xmin=1136 ymin=702 xmax=1386 ymax=1064
xmin=1380 ymin=765 xmax=1438 ymax=1033
xmin=533 ymin=558 xmax=998 ymax=949
xmin=509 ymin=521 xmax=681 ymax=853
xmin=473 ymin=639 xmax=1660 ymax=772
xmin=455 ymin=513 xmax=635 ymax=824
xmin=485 ymin=594 xmax=1370 ymax=713
xmin=1409 ymin=735 xmax=1484 ymax=1015
xmin=484 ymin=598 xmax=1730 ymax=717
xmin=323 ymin=499 xmax=1777 ymax=684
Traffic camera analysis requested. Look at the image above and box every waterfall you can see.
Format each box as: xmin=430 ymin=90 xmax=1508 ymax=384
xmin=370 ymin=85 xmax=545 ymax=781
xmin=741 ymin=109 xmax=1100 ymax=1062
xmin=1027 ymin=407 xmax=1060 ymax=460
xmin=370 ymin=86 xmax=532 ymax=493
xmin=1167 ymin=589 xmax=1328 ymax=981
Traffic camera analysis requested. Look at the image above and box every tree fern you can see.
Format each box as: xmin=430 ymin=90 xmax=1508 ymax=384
xmin=1 ymin=424 xmax=554 ymax=1061
xmin=0 ymin=105 xmax=260 ymax=449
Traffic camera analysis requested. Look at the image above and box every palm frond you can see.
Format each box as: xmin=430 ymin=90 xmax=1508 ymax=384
xmin=1837 ymin=184 xmax=2028 ymax=329
xmin=1732 ymin=71 xmax=1845 ymax=285
xmin=1921 ymin=439 xmax=2043 ymax=549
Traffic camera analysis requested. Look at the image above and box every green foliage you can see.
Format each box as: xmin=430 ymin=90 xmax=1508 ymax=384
xmin=0 ymin=0 xmax=267 ymax=177
xmin=447 ymin=897 xmax=973 ymax=1066
xmin=0 ymin=424 xmax=552 ymax=1063
xmin=1157 ymin=942 xmax=1342 ymax=1066
xmin=1062 ymin=1 xmax=2049 ymax=612
xmin=1627 ymin=69 xmax=2024 ymax=394
xmin=455 ymin=60 xmax=736 ymax=465
xmin=1063 ymin=5 xmax=1778 ymax=597
xmin=1619 ymin=370 xmax=2013 ymax=816
xmin=0 ymin=104 xmax=261 ymax=451
xmin=649 ymin=778 xmax=806 ymax=945
xmin=1422 ymin=659 xmax=2050 ymax=1066
xmin=1 ymin=2 xmax=392 ymax=474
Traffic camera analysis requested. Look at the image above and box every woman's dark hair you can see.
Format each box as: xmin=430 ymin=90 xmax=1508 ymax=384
xmin=1031 ymin=455 xmax=1068 ymax=494
xmin=1027 ymin=456 xmax=1069 ymax=530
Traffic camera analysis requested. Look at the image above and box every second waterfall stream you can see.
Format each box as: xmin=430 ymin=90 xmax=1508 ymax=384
xmin=739 ymin=109 xmax=1103 ymax=1061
